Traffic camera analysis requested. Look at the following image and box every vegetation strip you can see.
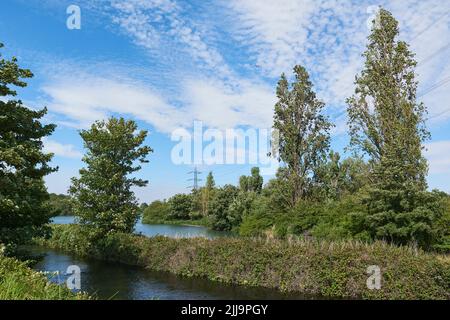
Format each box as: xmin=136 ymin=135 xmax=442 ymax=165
xmin=0 ymin=254 xmax=89 ymax=300
xmin=37 ymin=224 xmax=450 ymax=300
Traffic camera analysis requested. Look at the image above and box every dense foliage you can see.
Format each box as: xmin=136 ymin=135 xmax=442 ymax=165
xmin=141 ymin=200 xmax=170 ymax=223
xmin=346 ymin=9 xmax=443 ymax=248
xmin=273 ymin=66 xmax=332 ymax=207
xmin=47 ymin=193 xmax=74 ymax=216
xmin=168 ymin=194 xmax=193 ymax=220
xmin=69 ymin=117 xmax=152 ymax=236
xmin=0 ymin=43 xmax=56 ymax=255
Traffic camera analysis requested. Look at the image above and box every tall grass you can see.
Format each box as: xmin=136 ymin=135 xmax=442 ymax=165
xmin=0 ymin=254 xmax=89 ymax=300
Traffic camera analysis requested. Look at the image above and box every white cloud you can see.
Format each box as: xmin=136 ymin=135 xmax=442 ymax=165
xmin=43 ymin=138 xmax=82 ymax=159
xmin=226 ymin=0 xmax=368 ymax=102
xmin=425 ymin=141 xmax=450 ymax=174
xmin=183 ymin=78 xmax=275 ymax=129
xmin=42 ymin=72 xmax=187 ymax=133
xmin=41 ymin=63 xmax=276 ymax=133
xmin=226 ymin=0 xmax=450 ymax=128
xmin=41 ymin=0 xmax=450 ymax=134
xmin=109 ymin=0 xmax=233 ymax=78
xmin=227 ymin=0 xmax=314 ymax=78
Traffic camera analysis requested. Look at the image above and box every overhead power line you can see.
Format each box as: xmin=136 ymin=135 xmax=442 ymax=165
xmin=187 ymin=167 xmax=202 ymax=190
xmin=418 ymin=75 xmax=450 ymax=98
xmin=418 ymin=41 xmax=450 ymax=67
xmin=427 ymin=108 xmax=450 ymax=121
xmin=410 ymin=11 xmax=449 ymax=42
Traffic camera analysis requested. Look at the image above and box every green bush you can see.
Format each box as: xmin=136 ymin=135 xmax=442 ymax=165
xmin=168 ymin=194 xmax=193 ymax=220
xmin=239 ymin=198 xmax=274 ymax=237
xmin=350 ymin=189 xmax=449 ymax=249
xmin=142 ymin=200 xmax=170 ymax=224
xmin=239 ymin=195 xmax=359 ymax=240
xmin=208 ymin=185 xmax=239 ymax=231
xmin=47 ymin=193 xmax=75 ymax=216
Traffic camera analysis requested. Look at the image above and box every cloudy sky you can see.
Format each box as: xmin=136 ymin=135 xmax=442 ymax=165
xmin=1 ymin=0 xmax=449 ymax=202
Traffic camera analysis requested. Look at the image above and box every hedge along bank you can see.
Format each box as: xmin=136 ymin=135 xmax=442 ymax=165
xmin=37 ymin=224 xmax=450 ymax=300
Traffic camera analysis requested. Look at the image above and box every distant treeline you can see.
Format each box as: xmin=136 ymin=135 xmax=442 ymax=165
xmin=47 ymin=193 xmax=75 ymax=216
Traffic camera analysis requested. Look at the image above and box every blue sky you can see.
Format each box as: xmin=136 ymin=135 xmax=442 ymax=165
xmin=1 ymin=0 xmax=449 ymax=202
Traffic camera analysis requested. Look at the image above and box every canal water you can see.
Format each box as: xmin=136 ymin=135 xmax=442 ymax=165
xmin=31 ymin=217 xmax=307 ymax=300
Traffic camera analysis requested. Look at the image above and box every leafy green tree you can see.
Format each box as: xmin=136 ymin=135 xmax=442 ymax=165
xmin=239 ymin=167 xmax=263 ymax=193
xmin=190 ymin=188 xmax=202 ymax=217
xmin=347 ymin=8 xmax=429 ymax=186
xmin=239 ymin=175 xmax=249 ymax=192
xmin=168 ymin=194 xmax=193 ymax=220
xmin=249 ymin=167 xmax=263 ymax=193
xmin=205 ymin=171 xmax=215 ymax=189
xmin=347 ymin=9 xmax=440 ymax=247
xmin=208 ymin=185 xmax=239 ymax=231
xmin=273 ymin=65 xmax=332 ymax=207
xmin=434 ymin=195 xmax=450 ymax=252
xmin=262 ymin=168 xmax=293 ymax=213
xmin=139 ymin=202 xmax=149 ymax=211
xmin=227 ymin=191 xmax=256 ymax=230
xmin=69 ymin=117 xmax=152 ymax=235
xmin=200 ymin=172 xmax=215 ymax=216
xmin=48 ymin=194 xmax=75 ymax=216
xmin=314 ymin=152 xmax=369 ymax=201
xmin=0 ymin=43 xmax=56 ymax=254
xmin=142 ymin=200 xmax=170 ymax=223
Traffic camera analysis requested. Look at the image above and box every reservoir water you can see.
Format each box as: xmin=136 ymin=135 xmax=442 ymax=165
xmin=51 ymin=216 xmax=230 ymax=239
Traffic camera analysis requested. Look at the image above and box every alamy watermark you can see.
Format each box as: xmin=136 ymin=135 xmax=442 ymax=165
xmin=41 ymin=265 xmax=81 ymax=290
xmin=66 ymin=4 xmax=81 ymax=30
xmin=366 ymin=265 xmax=381 ymax=290
xmin=170 ymin=121 xmax=280 ymax=175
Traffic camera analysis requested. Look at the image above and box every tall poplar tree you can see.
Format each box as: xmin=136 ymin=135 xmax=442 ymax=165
xmin=347 ymin=9 xmax=442 ymax=247
xmin=201 ymin=172 xmax=215 ymax=216
xmin=273 ymin=65 xmax=332 ymax=207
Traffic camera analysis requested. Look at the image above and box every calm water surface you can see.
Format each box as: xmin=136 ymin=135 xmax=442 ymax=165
xmin=36 ymin=216 xmax=308 ymax=300
xmin=51 ymin=216 xmax=229 ymax=239
xmin=31 ymin=247 xmax=307 ymax=300
xmin=37 ymin=216 xmax=312 ymax=300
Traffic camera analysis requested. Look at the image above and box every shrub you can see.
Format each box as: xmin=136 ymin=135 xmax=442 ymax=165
xmin=168 ymin=194 xmax=193 ymax=220
xmin=350 ymin=189 xmax=448 ymax=249
xmin=208 ymin=185 xmax=239 ymax=231
xmin=142 ymin=200 xmax=170 ymax=224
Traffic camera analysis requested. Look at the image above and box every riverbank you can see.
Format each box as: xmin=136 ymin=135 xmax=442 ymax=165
xmin=37 ymin=224 xmax=450 ymax=300
xmin=0 ymin=254 xmax=89 ymax=300
xmin=141 ymin=216 xmax=210 ymax=228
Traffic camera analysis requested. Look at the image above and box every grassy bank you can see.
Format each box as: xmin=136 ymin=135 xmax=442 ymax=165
xmin=37 ymin=224 xmax=450 ymax=300
xmin=0 ymin=254 xmax=89 ymax=300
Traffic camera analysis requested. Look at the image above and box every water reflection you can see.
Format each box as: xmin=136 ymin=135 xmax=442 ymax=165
xmin=31 ymin=247 xmax=308 ymax=300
